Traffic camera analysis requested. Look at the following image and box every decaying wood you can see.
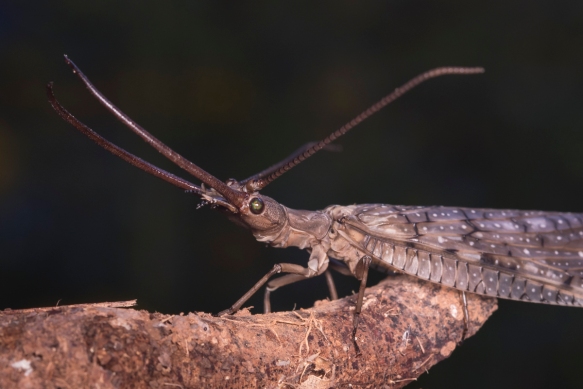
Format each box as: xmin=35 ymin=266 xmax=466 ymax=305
xmin=0 ymin=276 xmax=496 ymax=388
xmin=0 ymin=300 xmax=138 ymax=315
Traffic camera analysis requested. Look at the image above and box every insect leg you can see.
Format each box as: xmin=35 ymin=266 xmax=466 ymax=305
xmin=263 ymin=269 xmax=339 ymax=312
xmin=352 ymin=255 xmax=372 ymax=356
xmin=328 ymin=260 xmax=354 ymax=277
xmin=217 ymin=263 xmax=315 ymax=316
xmin=325 ymin=260 xmax=361 ymax=301
xmin=460 ymin=291 xmax=470 ymax=342
xmin=263 ymin=274 xmax=308 ymax=313
xmin=324 ymin=271 xmax=339 ymax=301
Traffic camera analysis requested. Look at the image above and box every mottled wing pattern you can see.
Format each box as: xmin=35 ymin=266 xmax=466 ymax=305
xmin=346 ymin=204 xmax=583 ymax=306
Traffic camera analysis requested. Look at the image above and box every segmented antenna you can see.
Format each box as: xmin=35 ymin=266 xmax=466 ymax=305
xmin=246 ymin=67 xmax=484 ymax=192
xmin=46 ymin=82 xmax=203 ymax=195
xmin=58 ymin=55 xmax=247 ymax=208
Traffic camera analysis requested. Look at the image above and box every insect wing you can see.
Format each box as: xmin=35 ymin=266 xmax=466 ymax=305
xmin=345 ymin=204 xmax=583 ymax=306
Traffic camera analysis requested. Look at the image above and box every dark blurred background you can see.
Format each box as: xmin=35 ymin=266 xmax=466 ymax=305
xmin=1 ymin=1 xmax=583 ymax=388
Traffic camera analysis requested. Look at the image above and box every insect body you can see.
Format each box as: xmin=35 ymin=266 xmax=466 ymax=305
xmin=47 ymin=57 xmax=583 ymax=353
xmin=327 ymin=204 xmax=583 ymax=305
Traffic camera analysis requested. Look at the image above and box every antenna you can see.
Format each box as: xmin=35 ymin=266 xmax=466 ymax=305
xmin=243 ymin=67 xmax=484 ymax=192
xmin=50 ymin=55 xmax=247 ymax=209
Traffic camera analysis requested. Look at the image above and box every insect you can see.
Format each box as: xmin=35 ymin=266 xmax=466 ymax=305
xmin=48 ymin=56 xmax=583 ymax=354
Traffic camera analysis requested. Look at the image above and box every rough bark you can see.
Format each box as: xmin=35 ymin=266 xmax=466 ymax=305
xmin=0 ymin=276 xmax=496 ymax=389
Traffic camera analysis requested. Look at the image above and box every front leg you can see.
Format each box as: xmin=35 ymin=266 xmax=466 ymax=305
xmin=263 ymin=270 xmax=340 ymax=313
xmin=263 ymin=245 xmax=333 ymax=312
xmin=218 ymin=244 xmax=329 ymax=316
xmin=218 ymin=263 xmax=316 ymax=316
xmin=263 ymin=273 xmax=309 ymax=313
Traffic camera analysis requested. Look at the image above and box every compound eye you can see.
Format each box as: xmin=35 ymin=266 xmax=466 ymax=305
xmin=249 ymin=197 xmax=265 ymax=214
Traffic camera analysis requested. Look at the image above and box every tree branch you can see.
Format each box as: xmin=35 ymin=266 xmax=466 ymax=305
xmin=0 ymin=276 xmax=496 ymax=388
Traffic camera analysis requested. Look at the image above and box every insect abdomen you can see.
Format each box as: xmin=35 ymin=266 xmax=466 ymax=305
xmin=332 ymin=204 xmax=583 ymax=306
xmin=363 ymin=235 xmax=583 ymax=306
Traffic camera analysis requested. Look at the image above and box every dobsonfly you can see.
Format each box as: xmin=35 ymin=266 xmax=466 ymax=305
xmin=48 ymin=56 xmax=583 ymax=355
